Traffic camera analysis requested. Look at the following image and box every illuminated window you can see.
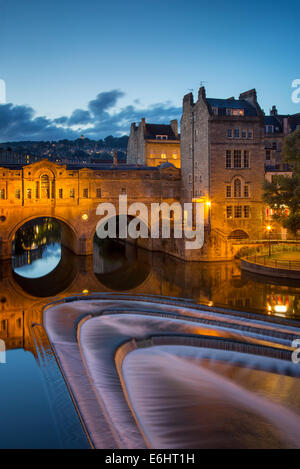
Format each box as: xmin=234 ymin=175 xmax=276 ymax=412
xmin=83 ymin=188 xmax=89 ymax=198
xmin=15 ymin=189 xmax=20 ymax=199
xmin=233 ymin=150 xmax=242 ymax=168
xmin=0 ymin=189 xmax=5 ymax=199
xmin=234 ymin=178 xmax=242 ymax=197
xmin=40 ymin=174 xmax=50 ymax=198
xmin=226 ymin=150 xmax=231 ymax=168
xmin=234 ymin=206 xmax=242 ymax=218
xmin=226 ymin=206 xmax=233 ymax=218
xmin=172 ymin=154 xmax=178 ymax=159
xmin=27 ymin=188 xmax=32 ymax=199
xmin=161 ymin=153 xmax=167 ymax=159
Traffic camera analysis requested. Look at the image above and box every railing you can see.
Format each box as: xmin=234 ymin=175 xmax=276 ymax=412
xmin=243 ymin=255 xmax=300 ymax=271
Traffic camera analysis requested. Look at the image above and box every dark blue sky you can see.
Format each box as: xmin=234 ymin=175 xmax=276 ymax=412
xmin=1 ymin=0 xmax=299 ymax=141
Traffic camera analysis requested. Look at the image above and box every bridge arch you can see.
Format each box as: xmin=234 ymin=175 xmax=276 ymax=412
xmin=9 ymin=215 xmax=79 ymax=257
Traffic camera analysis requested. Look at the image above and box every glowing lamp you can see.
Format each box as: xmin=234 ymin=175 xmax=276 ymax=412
xmin=81 ymin=213 xmax=88 ymax=221
xmin=274 ymin=305 xmax=287 ymax=313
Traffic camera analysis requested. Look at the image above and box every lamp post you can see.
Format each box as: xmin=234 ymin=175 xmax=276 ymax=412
xmin=266 ymin=225 xmax=271 ymax=257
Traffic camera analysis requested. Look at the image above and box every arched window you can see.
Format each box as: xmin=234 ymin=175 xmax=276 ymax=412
xmin=40 ymin=174 xmax=50 ymax=198
xmin=233 ymin=178 xmax=241 ymax=198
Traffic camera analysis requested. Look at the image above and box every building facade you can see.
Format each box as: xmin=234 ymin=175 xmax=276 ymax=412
xmin=180 ymin=87 xmax=266 ymax=259
xmin=127 ymin=118 xmax=180 ymax=168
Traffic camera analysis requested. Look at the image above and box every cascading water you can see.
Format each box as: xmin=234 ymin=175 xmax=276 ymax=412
xmin=43 ymin=294 xmax=300 ymax=449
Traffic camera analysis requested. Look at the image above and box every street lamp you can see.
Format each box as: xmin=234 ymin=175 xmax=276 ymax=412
xmin=266 ymin=225 xmax=271 ymax=257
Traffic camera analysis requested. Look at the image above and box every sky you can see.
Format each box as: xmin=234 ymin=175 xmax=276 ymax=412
xmin=0 ymin=0 xmax=299 ymax=141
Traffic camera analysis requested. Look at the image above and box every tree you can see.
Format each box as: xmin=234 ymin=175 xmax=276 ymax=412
xmin=263 ymin=128 xmax=300 ymax=236
xmin=282 ymin=127 xmax=300 ymax=174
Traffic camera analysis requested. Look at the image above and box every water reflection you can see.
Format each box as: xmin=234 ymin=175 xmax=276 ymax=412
xmin=8 ymin=220 xmax=300 ymax=318
xmin=12 ymin=218 xmax=61 ymax=278
xmin=1 ymin=220 xmax=300 ymax=448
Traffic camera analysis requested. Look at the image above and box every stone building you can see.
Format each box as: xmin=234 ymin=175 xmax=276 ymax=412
xmin=180 ymin=87 xmax=266 ymax=258
xmin=127 ymin=118 xmax=180 ymax=168
xmin=264 ymin=106 xmax=300 ymax=171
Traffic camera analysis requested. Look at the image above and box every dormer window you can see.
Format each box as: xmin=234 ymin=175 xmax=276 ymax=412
xmin=265 ymin=125 xmax=274 ymax=134
xmin=156 ymin=135 xmax=168 ymax=140
xmin=212 ymin=107 xmax=218 ymax=115
xmin=226 ymin=108 xmax=244 ymax=116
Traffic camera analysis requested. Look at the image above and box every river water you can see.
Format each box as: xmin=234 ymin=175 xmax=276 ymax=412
xmin=0 ymin=218 xmax=299 ymax=448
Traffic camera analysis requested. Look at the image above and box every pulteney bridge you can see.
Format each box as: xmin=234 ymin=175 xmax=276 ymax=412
xmin=0 ymin=159 xmax=181 ymax=259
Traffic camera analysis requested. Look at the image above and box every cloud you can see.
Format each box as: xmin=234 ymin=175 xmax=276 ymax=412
xmin=0 ymin=89 xmax=181 ymax=142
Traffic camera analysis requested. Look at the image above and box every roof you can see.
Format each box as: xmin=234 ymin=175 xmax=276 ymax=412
xmin=206 ymin=98 xmax=258 ymax=116
xmin=0 ymin=162 xmax=160 ymax=171
xmin=144 ymin=124 xmax=179 ymax=140
xmin=264 ymin=116 xmax=283 ymax=132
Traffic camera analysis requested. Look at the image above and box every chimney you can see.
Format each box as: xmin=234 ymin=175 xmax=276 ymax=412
xmin=113 ymin=151 xmax=118 ymax=165
xmin=170 ymin=119 xmax=178 ymax=137
xmin=239 ymin=89 xmax=257 ymax=105
xmin=270 ymin=105 xmax=278 ymax=116
xmin=198 ymin=86 xmax=206 ymax=100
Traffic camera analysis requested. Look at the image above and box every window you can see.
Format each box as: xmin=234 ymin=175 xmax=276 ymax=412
xmin=272 ymin=142 xmax=277 ymax=150
xmin=35 ymin=181 xmax=39 ymax=199
xmin=161 ymin=153 xmax=167 ymax=159
xmin=212 ymin=107 xmax=218 ymax=115
xmin=121 ymin=188 xmax=126 ymax=195
xmin=0 ymin=189 xmax=5 ymax=199
xmin=234 ymin=178 xmax=242 ymax=197
xmin=266 ymin=150 xmax=271 ymax=160
xmin=15 ymin=189 xmax=20 ymax=199
xmin=265 ymin=125 xmax=274 ymax=133
xmin=96 ymin=188 xmax=102 ymax=198
xmin=226 ymin=186 xmax=231 ymax=198
xmin=233 ymin=150 xmax=242 ymax=168
xmin=58 ymin=188 xmax=63 ymax=199
xmin=83 ymin=188 xmax=89 ymax=198
xmin=243 ymin=150 xmax=249 ymax=168
xmin=234 ymin=206 xmax=242 ymax=218
xmin=244 ymin=185 xmax=249 ymax=197
xmin=27 ymin=188 xmax=32 ymax=199
xmin=244 ymin=206 xmax=250 ymax=218
xmin=40 ymin=174 xmax=50 ymax=198
xmin=156 ymin=135 xmax=168 ymax=140
xmin=241 ymin=130 xmax=247 ymax=139
xmin=70 ymin=188 xmax=75 ymax=198
xmin=226 ymin=150 xmax=231 ymax=168
xmin=172 ymin=154 xmax=178 ymax=159
xmin=226 ymin=206 xmax=233 ymax=219
xmin=227 ymin=129 xmax=233 ymax=138
xmin=248 ymin=130 xmax=253 ymax=139
xmin=234 ymin=128 xmax=240 ymax=138
xmin=188 ymin=174 xmax=192 ymax=184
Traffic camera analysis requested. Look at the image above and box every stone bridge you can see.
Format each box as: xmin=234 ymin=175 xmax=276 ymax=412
xmin=0 ymin=159 xmax=181 ymax=259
